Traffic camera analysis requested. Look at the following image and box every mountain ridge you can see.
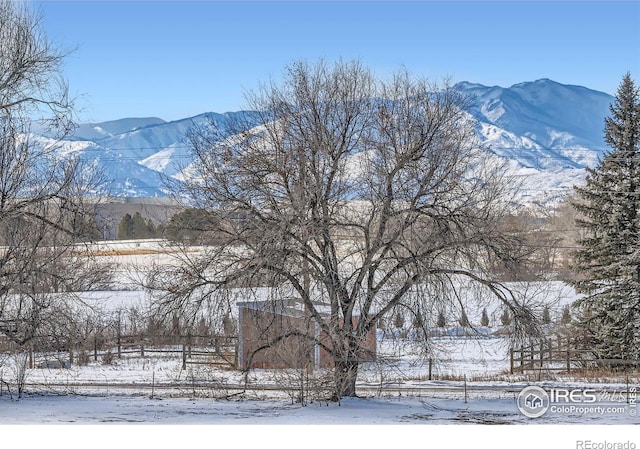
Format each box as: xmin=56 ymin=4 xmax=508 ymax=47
xmin=50 ymin=79 xmax=615 ymax=202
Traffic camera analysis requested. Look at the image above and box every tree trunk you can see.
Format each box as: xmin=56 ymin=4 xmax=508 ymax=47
xmin=333 ymin=358 xmax=359 ymax=399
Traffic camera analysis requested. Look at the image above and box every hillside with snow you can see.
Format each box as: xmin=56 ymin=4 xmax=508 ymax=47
xmin=45 ymin=80 xmax=613 ymax=202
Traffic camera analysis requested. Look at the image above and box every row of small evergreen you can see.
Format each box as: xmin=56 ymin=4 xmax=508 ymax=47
xmin=386 ymin=305 xmax=572 ymax=330
xmin=116 ymin=208 xmax=215 ymax=241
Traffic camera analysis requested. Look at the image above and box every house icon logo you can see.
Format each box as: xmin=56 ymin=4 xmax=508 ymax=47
xmin=525 ymin=393 xmax=543 ymax=408
xmin=517 ymin=386 xmax=550 ymax=418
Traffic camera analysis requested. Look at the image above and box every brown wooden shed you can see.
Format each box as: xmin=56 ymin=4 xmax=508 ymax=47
xmin=238 ymin=299 xmax=376 ymax=370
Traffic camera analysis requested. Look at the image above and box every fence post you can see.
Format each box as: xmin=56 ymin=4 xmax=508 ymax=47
xmin=182 ymin=344 xmax=187 ymax=370
xmin=463 ymin=375 xmax=468 ymax=404
xmin=510 ymin=348 xmax=514 ymax=374
xmin=94 ymin=335 xmax=98 ymax=362
xmin=140 ymin=343 xmax=144 ymax=357
xmin=428 ymin=358 xmax=433 ymax=380
xmin=69 ymin=348 xmax=73 ymax=366
xmin=117 ymin=317 xmax=122 ymax=359
xmin=530 ymin=343 xmax=534 ymax=367
xmin=234 ymin=338 xmax=239 ymax=369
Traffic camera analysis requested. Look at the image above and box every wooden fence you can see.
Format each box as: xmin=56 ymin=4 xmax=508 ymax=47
xmin=510 ymin=336 xmax=640 ymax=374
xmin=2 ymin=334 xmax=238 ymax=370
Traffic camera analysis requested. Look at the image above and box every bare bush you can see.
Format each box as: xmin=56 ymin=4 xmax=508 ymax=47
xmin=11 ymin=351 xmax=28 ymax=399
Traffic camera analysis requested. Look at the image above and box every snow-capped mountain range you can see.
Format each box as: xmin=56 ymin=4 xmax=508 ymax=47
xmin=42 ymin=79 xmax=614 ymax=204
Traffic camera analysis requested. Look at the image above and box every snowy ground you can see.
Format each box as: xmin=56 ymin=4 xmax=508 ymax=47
xmin=2 ymin=337 xmax=638 ymax=424
xmin=1 ymin=247 xmax=637 ymax=446
xmin=1 ymin=338 xmax=638 ymax=449
xmin=9 ymin=336 xmax=510 ymax=389
xmin=1 ymin=389 xmax=638 ymax=425
xmin=1 ymin=394 xmax=638 ymax=449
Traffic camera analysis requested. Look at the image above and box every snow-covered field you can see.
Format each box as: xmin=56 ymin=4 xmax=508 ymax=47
xmin=0 ymin=393 xmax=607 ymax=424
xmin=2 ymin=378 xmax=638 ymax=425
xmin=2 ymin=335 xmax=638 ymax=425
xmin=8 ymin=336 xmax=510 ymax=388
xmin=1 ymin=243 xmax=638 ymax=449
xmin=1 ymin=337 xmax=638 ymax=449
xmin=1 ymin=393 xmax=638 ymax=449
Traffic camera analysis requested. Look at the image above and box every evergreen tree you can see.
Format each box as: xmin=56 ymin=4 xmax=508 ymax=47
xmin=571 ymin=73 xmax=640 ymax=361
xmin=71 ymin=213 xmax=102 ymax=242
xmin=117 ymin=212 xmax=156 ymax=239
xmin=436 ymin=310 xmax=447 ymax=328
xmin=458 ymin=310 xmax=470 ymax=328
xmin=500 ymin=308 xmax=511 ymax=326
xmin=132 ymin=212 xmax=148 ymax=238
xmin=542 ymin=305 xmax=552 ymax=325
xmin=480 ymin=308 xmax=490 ymax=327
xmin=560 ymin=304 xmax=572 ymax=325
xmin=165 ymin=208 xmax=218 ymax=243
xmin=117 ymin=213 xmax=134 ymax=240
xmin=393 ymin=313 xmax=405 ymax=329
xmin=146 ymin=218 xmax=157 ymax=238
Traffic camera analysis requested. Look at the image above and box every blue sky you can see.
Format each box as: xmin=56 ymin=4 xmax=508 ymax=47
xmin=36 ymin=1 xmax=640 ymax=123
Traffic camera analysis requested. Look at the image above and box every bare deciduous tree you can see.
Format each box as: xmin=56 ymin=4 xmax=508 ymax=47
xmin=147 ymin=60 xmax=539 ymax=399
xmin=0 ymin=0 xmax=73 ymax=134
xmin=0 ymin=0 xmax=108 ymax=351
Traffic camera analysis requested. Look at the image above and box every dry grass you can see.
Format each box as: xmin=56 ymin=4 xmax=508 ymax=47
xmin=73 ymin=248 xmax=200 ymax=257
xmin=393 ymin=369 xmax=640 ymax=384
xmin=78 ymin=249 xmax=170 ymax=257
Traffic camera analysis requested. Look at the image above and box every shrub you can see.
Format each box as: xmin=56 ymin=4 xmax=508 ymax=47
xmin=76 ymin=350 xmax=90 ymax=366
xmin=102 ymin=350 xmax=114 ymax=365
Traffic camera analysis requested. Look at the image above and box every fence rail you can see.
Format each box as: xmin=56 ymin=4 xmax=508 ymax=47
xmin=1 ymin=334 xmax=239 ymax=370
xmin=510 ymin=337 xmax=640 ymax=374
